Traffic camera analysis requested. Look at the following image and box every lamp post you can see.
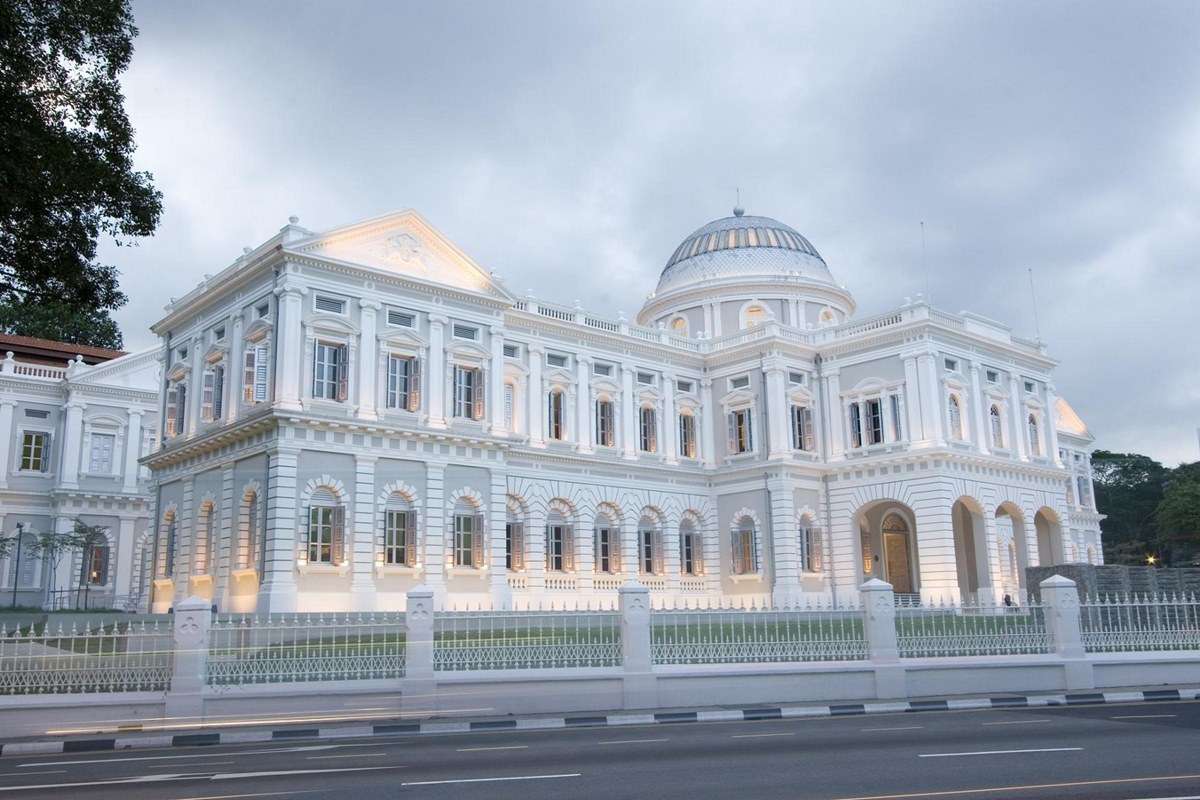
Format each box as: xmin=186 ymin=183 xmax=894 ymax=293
xmin=10 ymin=522 xmax=23 ymax=608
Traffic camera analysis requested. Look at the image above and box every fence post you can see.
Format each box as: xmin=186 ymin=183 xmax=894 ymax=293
xmin=861 ymin=579 xmax=906 ymax=699
xmin=619 ymin=581 xmax=656 ymax=709
xmin=1040 ymin=574 xmax=1094 ymax=690
xmin=401 ymin=586 xmax=436 ymax=714
xmin=165 ymin=595 xmax=211 ymax=719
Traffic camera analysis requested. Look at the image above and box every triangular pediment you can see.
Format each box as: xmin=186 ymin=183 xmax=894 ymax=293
xmin=287 ymin=210 xmax=514 ymax=302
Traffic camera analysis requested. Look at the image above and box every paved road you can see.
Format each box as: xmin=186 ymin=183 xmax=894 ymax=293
xmin=2 ymin=700 xmax=1200 ymax=799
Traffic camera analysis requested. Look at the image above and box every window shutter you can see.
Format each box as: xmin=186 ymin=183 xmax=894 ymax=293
xmin=653 ymin=529 xmax=664 ymax=575
xmin=41 ymin=433 xmax=52 ymax=472
xmin=311 ymin=344 xmax=321 ymax=396
xmin=213 ymin=366 xmax=225 ymax=419
xmin=750 ymin=528 xmax=759 ymax=572
xmin=544 ymin=525 xmax=553 ymax=571
xmin=693 ymin=535 xmax=704 ymax=575
xmin=512 ymin=524 xmax=525 ymax=571
xmin=745 ymin=411 xmax=754 ymax=451
xmin=472 ymin=370 xmax=485 ymax=420
xmin=243 ymin=348 xmax=256 ymax=403
xmin=331 ymin=506 xmax=345 ymax=565
xmin=611 ymin=531 xmax=622 ymax=573
xmin=731 ymin=532 xmax=744 ymax=575
xmin=254 ymin=346 xmax=269 ymax=401
xmin=564 ymin=526 xmax=575 ymax=571
xmin=408 ymin=357 xmax=422 ymax=412
xmin=648 ymin=410 xmax=657 ymax=452
xmin=727 ymin=413 xmax=737 ymax=454
xmin=166 ymin=386 xmax=178 ymax=436
xmin=810 ymin=527 xmax=823 ymax=572
xmin=336 ymin=345 xmax=349 ymax=402
xmin=472 ymin=513 xmax=485 ymax=568
xmin=201 ymin=369 xmax=215 ymax=420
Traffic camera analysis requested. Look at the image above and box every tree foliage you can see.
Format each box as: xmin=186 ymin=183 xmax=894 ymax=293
xmin=1091 ymin=450 xmax=1200 ymax=565
xmin=0 ymin=0 xmax=162 ymax=348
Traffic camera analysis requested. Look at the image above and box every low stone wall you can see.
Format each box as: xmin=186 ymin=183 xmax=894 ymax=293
xmin=1027 ymin=565 xmax=1200 ymax=599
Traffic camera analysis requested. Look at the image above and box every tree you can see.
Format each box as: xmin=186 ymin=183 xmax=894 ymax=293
xmin=0 ymin=0 xmax=162 ymax=348
xmin=1090 ymin=450 xmax=1169 ymax=565
xmin=29 ymin=520 xmax=90 ymax=605
xmin=1155 ymin=471 xmax=1200 ymax=565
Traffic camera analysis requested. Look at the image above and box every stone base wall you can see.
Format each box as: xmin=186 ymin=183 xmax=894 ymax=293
xmin=1027 ymin=564 xmax=1200 ymax=599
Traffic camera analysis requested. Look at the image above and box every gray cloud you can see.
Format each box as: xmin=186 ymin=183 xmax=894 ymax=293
xmin=104 ymin=0 xmax=1200 ymax=465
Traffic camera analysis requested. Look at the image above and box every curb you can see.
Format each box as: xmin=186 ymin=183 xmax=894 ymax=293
xmin=2 ymin=686 xmax=1197 ymax=757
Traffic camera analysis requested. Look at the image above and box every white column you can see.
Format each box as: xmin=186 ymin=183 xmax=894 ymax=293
xmin=225 ymin=312 xmax=244 ymax=424
xmin=114 ymin=517 xmax=137 ymax=599
xmin=186 ymin=336 xmax=205 ymax=433
xmin=711 ymin=302 xmax=723 ymax=337
xmin=527 ymin=343 xmax=544 ymax=446
xmin=274 ymin=283 xmax=306 ymax=412
xmin=489 ymin=326 xmax=506 ymax=436
xmin=1046 ymin=383 xmax=1064 ymax=467
xmin=427 ymin=315 xmax=447 ymax=428
xmin=621 ymin=366 xmax=637 ymax=460
xmin=1008 ymin=371 xmax=1028 ymax=461
xmin=880 ymin=390 xmax=895 ymax=444
xmin=901 ymin=354 xmax=923 ymax=443
xmin=357 ymin=301 xmax=380 ymax=421
xmin=969 ymin=363 xmax=989 ymax=453
xmin=575 ymin=355 xmax=592 ymax=453
xmin=60 ymin=397 xmax=85 ymax=488
xmin=122 ymin=409 xmax=144 ymax=493
xmin=702 ymin=304 xmax=713 ymax=337
xmin=351 ymin=454 xmax=376 ymax=610
xmin=0 ymin=399 xmax=16 ymax=488
xmin=825 ymin=370 xmax=845 ymax=460
xmin=662 ymin=371 xmax=677 ymax=464
xmin=917 ymin=352 xmax=943 ymax=446
xmin=769 ymin=476 xmax=801 ymax=604
xmin=764 ymin=364 xmax=788 ymax=459
xmin=700 ymin=378 xmax=716 ymax=467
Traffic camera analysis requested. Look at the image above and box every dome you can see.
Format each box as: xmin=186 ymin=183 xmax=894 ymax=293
xmin=654 ymin=209 xmax=838 ymax=296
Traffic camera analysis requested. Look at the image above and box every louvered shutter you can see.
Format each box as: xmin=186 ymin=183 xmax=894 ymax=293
xmin=472 ymin=370 xmax=485 ymax=420
xmin=693 ymin=535 xmax=704 ymax=575
xmin=243 ymin=349 xmax=256 ymax=403
xmin=647 ymin=410 xmax=657 ymax=452
xmin=408 ymin=357 xmax=422 ymax=412
xmin=745 ymin=411 xmax=754 ymax=451
xmin=544 ymin=524 xmax=553 ymax=571
xmin=653 ymin=529 xmax=664 ymax=574
xmin=511 ymin=524 xmax=524 ymax=571
xmin=254 ymin=346 xmax=269 ymax=401
xmin=750 ymin=528 xmax=759 ymax=572
xmin=335 ymin=345 xmax=349 ymax=402
xmin=727 ymin=412 xmax=737 ymax=454
xmin=165 ymin=386 xmax=178 ymax=436
xmin=611 ymin=530 xmax=622 ymax=573
xmin=472 ymin=513 xmax=485 ymax=567
xmin=331 ymin=506 xmax=345 ymax=565
xmin=201 ymin=369 xmax=215 ymax=420
xmin=213 ymin=366 xmax=225 ymax=419
xmin=810 ymin=527 xmax=823 ymax=572
xmin=732 ymin=531 xmax=746 ymax=575
xmin=41 ymin=433 xmax=52 ymax=472
xmin=564 ymin=526 xmax=575 ymax=571
xmin=404 ymin=513 xmax=417 ymax=567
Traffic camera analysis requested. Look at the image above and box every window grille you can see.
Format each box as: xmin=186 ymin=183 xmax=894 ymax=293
xmin=546 ymin=353 xmax=568 ymax=368
xmin=676 ymin=379 xmax=693 ymax=393
xmin=503 ymin=343 xmax=519 ymax=358
xmin=452 ymin=324 xmax=478 ymax=341
xmin=314 ymin=295 xmax=347 ymax=314
xmin=636 ymin=371 xmax=655 ymax=385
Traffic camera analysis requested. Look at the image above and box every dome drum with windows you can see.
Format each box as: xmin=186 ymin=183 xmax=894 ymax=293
xmin=638 ymin=207 xmax=855 ymax=335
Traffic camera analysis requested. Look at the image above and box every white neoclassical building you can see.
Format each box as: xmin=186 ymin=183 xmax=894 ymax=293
xmin=144 ymin=207 xmax=1102 ymax=613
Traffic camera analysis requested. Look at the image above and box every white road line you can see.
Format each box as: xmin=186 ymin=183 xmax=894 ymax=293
xmin=17 ymin=743 xmax=369 ymax=767
xmin=1111 ymin=714 xmax=1178 ymax=719
xmin=174 ymin=793 xmax=323 ymax=800
xmin=980 ymin=719 xmax=1052 ymax=726
xmin=456 ymin=745 xmax=530 ymax=752
xmin=0 ymin=770 xmax=66 ymax=777
xmin=305 ymin=752 xmax=388 ymax=760
xmin=731 ymin=732 xmax=795 ymax=739
xmin=597 ymin=738 xmax=669 ymax=745
xmin=919 ymin=747 xmax=1083 ymax=758
xmin=862 ymin=726 xmax=923 ymax=732
xmin=401 ymin=773 xmax=581 ymax=787
xmin=0 ymin=765 xmax=399 ymax=793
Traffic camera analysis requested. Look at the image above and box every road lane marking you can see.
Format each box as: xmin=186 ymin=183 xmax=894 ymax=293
xmin=731 ymin=732 xmax=794 ymax=739
xmin=306 ymin=752 xmax=388 ymax=760
xmin=980 ymin=719 xmax=1052 ymax=726
xmin=18 ymin=743 xmax=374 ymax=767
xmin=175 ymin=793 xmax=323 ymax=800
xmin=598 ymin=738 xmax=669 ymax=745
xmin=825 ymin=772 xmax=1200 ymax=799
xmin=918 ymin=747 xmax=1082 ymax=758
xmin=456 ymin=745 xmax=529 ymax=752
xmin=862 ymin=726 xmax=923 ymax=732
xmin=1112 ymin=713 xmax=1178 ymax=719
xmin=401 ymin=773 xmax=581 ymax=787
xmin=0 ymin=770 xmax=66 ymax=777
xmin=0 ymin=765 xmax=400 ymax=792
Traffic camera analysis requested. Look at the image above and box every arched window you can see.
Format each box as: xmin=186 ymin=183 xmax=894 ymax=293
xmin=639 ymin=405 xmax=657 ymax=453
xmin=306 ymin=487 xmax=343 ymax=565
xmin=742 ymin=304 xmax=768 ymax=329
xmin=679 ymin=518 xmax=702 ymax=576
xmin=383 ymin=493 xmax=416 ymax=566
xmin=947 ymin=395 xmax=964 ymax=441
xmin=83 ymin=534 xmax=109 ymax=586
xmin=799 ymin=518 xmax=821 ymax=573
xmin=989 ymin=405 xmax=1004 ymax=448
xmin=452 ymin=498 xmax=484 ymax=568
xmin=732 ymin=516 xmax=758 ymax=574
xmin=638 ymin=516 xmax=662 ymax=575
xmin=1027 ymin=414 xmax=1041 ymax=456
xmin=670 ymin=316 xmax=688 ymax=336
xmin=545 ymin=506 xmax=574 ymax=572
xmin=594 ymin=510 xmax=620 ymax=574
xmin=547 ymin=389 xmax=566 ymax=440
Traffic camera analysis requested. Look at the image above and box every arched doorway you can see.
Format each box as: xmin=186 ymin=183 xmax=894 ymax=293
xmin=854 ymin=500 xmax=920 ymax=596
xmin=951 ymin=498 xmax=990 ymax=600
xmin=881 ymin=514 xmax=916 ymax=594
xmin=995 ymin=503 xmax=1030 ymax=593
xmin=1035 ymin=508 xmax=1063 ymax=567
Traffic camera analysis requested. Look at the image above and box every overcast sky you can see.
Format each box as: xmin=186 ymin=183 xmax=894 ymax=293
xmin=104 ymin=0 xmax=1200 ymax=466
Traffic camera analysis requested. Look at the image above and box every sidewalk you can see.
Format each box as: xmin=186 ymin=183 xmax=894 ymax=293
xmin=3 ymin=683 xmax=1197 ymax=757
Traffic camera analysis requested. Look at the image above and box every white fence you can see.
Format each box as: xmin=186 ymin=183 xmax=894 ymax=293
xmin=0 ymin=618 xmax=172 ymax=694
xmin=1081 ymin=593 xmax=1200 ymax=653
xmin=651 ymin=604 xmax=868 ymax=665
xmin=434 ymin=609 xmax=622 ymax=671
xmin=895 ymin=600 xmax=1050 ymax=658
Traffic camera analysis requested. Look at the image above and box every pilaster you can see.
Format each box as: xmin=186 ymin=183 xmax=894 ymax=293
xmin=122 ymin=409 xmax=144 ymax=493
xmin=700 ymin=378 xmax=716 ymax=467
xmin=59 ymin=397 xmax=85 ymax=488
xmin=215 ymin=463 xmax=234 ymax=609
xmin=488 ymin=468 xmax=511 ymax=608
xmin=423 ymin=462 xmax=446 ymax=602
xmin=575 ymin=355 xmax=593 ymax=454
xmin=620 ymin=366 xmax=637 ymax=460
xmin=969 ymin=363 xmax=989 ymax=454
xmin=527 ymin=343 xmax=544 ymax=447
xmin=769 ymin=477 xmax=802 ymax=604
xmin=825 ymin=370 xmax=845 ymax=460
xmin=274 ymin=281 xmax=306 ymax=412
xmin=225 ymin=311 xmax=244 ymax=424
xmin=489 ymin=326 xmax=507 ymax=436
xmin=259 ymin=448 xmax=298 ymax=613
xmin=662 ymin=370 xmax=678 ymax=464
xmin=357 ymin=300 xmax=380 ymax=421
xmin=427 ymin=315 xmax=447 ymax=428
xmin=764 ymin=362 xmax=788 ymax=459
xmin=901 ymin=355 xmax=923 ymax=444
xmin=0 ymin=398 xmax=14 ymax=488
xmin=351 ymin=454 xmax=377 ymax=610
xmin=1008 ymin=371 xmax=1028 ymax=461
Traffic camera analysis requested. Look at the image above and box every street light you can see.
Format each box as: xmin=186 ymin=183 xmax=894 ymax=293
xmin=1146 ymin=554 xmax=1158 ymax=566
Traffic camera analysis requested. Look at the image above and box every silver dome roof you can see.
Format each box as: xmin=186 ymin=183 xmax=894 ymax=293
xmin=655 ymin=211 xmax=836 ymax=295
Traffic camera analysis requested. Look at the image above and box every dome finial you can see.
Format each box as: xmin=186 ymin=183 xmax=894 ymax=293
xmin=733 ymin=187 xmax=744 ymax=217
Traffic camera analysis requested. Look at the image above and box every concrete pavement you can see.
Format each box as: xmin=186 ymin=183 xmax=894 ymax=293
xmin=1 ymin=698 xmax=1199 ymax=799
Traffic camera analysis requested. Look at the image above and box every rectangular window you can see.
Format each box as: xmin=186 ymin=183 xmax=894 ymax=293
xmin=866 ymin=399 xmax=883 ymax=445
xmin=546 ymin=353 xmax=568 ymax=368
xmin=639 ymin=406 xmax=657 ymax=452
xmin=678 ymin=412 xmax=697 ymax=458
xmin=944 ymin=358 xmax=958 ymax=372
xmin=546 ymin=524 xmax=570 ymax=572
xmin=313 ymin=341 xmax=348 ymax=401
xmin=307 ymin=505 xmax=343 ymax=564
xmin=256 ymin=302 xmax=270 ymax=319
xmin=547 ymin=391 xmax=566 ymax=440
xmin=454 ymin=513 xmax=479 ymax=567
xmin=503 ymin=343 xmax=519 ymax=359
xmin=800 ymin=526 xmax=822 ymax=572
xmin=243 ymin=344 xmax=269 ymax=403
xmin=596 ymin=527 xmax=615 ymax=573
xmin=386 ymin=354 xmax=421 ymax=411
xmin=791 ymin=405 xmax=815 ymax=451
xmin=890 ymin=394 xmax=903 ymax=441
xmin=592 ymin=362 xmax=612 ymax=377
xmin=732 ymin=526 xmax=757 ymax=574
xmin=453 ymin=366 xmax=483 ymax=419
xmin=314 ymin=294 xmax=347 ymax=314
xmin=387 ymin=309 xmax=415 ymax=328
xmin=23 ymin=409 xmax=49 ymax=419
xmin=85 ymin=542 xmax=109 ymax=585
xmin=681 ymin=533 xmax=697 ymax=576
xmin=596 ymin=400 xmax=615 ymax=447
xmin=384 ymin=510 xmax=411 ymax=565
xmin=636 ymin=371 xmax=655 ymax=386
xmin=729 ymin=375 xmax=750 ymax=391
xmin=89 ymin=432 xmax=115 ymax=473
xmin=675 ymin=379 xmax=693 ymax=393
xmin=165 ymin=382 xmax=186 ymax=437
xmin=213 ymin=326 xmax=225 ymax=342
xmin=452 ymin=324 xmax=478 ymax=341
xmin=986 ymin=369 xmax=999 ymax=383
xmin=19 ymin=431 xmax=50 ymax=472
xmin=506 ymin=522 xmax=524 ymax=570
xmin=1024 ymin=380 xmax=1034 ymax=393
xmin=788 ymin=371 xmax=806 ymax=385
xmin=728 ymin=409 xmax=753 ymax=454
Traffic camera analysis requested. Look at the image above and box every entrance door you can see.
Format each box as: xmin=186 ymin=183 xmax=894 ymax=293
xmin=884 ymin=532 xmax=912 ymax=593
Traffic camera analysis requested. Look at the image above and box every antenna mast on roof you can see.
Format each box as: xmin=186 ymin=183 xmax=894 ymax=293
xmin=1028 ymin=267 xmax=1043 ymax=341
xmin=733 ymin=187 xmax=744 ymax=217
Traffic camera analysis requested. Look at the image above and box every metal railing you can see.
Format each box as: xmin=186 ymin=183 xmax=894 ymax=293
xmin=1081 ymin=593 xmax=1200 ymax=653
xmin=895 ymin=599 xmax=1049 ymax=658
xmin=433 ymin=609 xmax=622 ymax=671
xmin=650 ymin=601 xmax=868 ymax=665
xmin=0 ymin=618 xmax=172 ymax=694
xmin=206 ymin=612 xmax=406 ymax=685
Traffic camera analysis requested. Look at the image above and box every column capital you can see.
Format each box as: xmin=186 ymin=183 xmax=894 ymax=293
xmin=576 ymin=353 xmax=592 ymax=366
xmin=127 ymin=408 xmax=145 ymax=418
xmin=273 ymin=282 xmax=308 ymax=298
xmin=488 ymin=323 xmax=505 ymax=336
xmin=528 ymin=342 xmax=545 ymax=355
xmin=428 ymin=313 xmax=449 ymax=326
xmin=358 ymin=299 xmax=382 ymax=312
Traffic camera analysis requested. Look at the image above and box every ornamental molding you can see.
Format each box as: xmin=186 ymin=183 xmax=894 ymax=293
xmin=446 ymin=485 xmax=484 ymax=511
